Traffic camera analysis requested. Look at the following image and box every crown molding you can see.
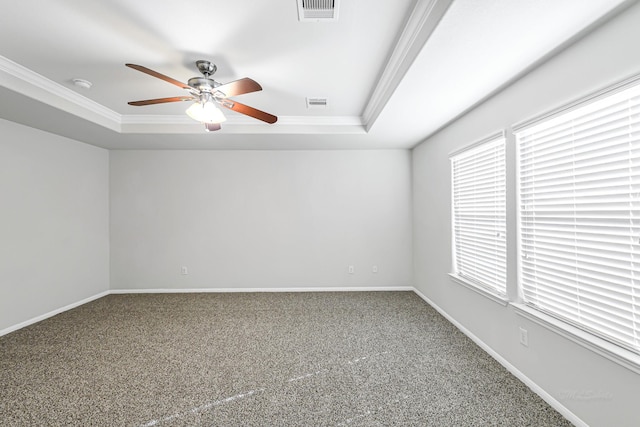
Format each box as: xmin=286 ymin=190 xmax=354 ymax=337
xmin=120 ymin=114 xmax=363 ymax=126
xmin=362 ymin=0 xmax=453 ymax=130
xmin=120 ymin=115 xmax=366 ymax=134
xmin=0 ymin=55 xmax=121 ymax=131
xmin=120 ymin=115 xmax=198 ymax=125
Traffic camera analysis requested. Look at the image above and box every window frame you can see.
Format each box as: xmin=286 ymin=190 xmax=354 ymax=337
xmin=512 ymin=73 xmax=640 ymax=372
xmin=449 ymin=132 xmax=508 ymax=303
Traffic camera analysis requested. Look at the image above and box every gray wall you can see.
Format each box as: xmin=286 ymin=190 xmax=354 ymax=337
xmin=0 ymin=118 xmax=109 ymax=332
xmin=110 ymin=150 xmax=412 ymax=290
xmin=412 ymin=3 xmax=640 ymax=426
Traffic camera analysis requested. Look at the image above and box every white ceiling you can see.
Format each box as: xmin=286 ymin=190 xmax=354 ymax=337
xmin=0 ymin=0 xmax=633 ymax=150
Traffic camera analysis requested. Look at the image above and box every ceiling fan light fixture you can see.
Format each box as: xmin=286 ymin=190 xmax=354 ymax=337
xmin=186 ymin=100 xmax=227 ymax=124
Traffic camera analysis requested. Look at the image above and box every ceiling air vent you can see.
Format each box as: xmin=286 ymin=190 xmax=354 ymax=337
xmin=297 ymin=0 xmax=340 ymax=21
xmin=306 ymin=97 xmax=328 ymax=108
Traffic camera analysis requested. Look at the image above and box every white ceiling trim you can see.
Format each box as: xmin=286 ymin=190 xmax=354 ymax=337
xmin=0 ymin=55 xmax=121 ymax=131
xmin=120 ymin=115 xmax=363 ymax=126
xmin=362 ymin=0 xmax=454 ymax=130
xmin=120 ymin=115 xmax=365 ymax=134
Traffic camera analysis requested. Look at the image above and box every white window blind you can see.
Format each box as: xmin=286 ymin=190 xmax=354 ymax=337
xmin=451 ymin=136 xmax=507 ymax=295
xmin=517 ymin=83 xmax=640 ymax=355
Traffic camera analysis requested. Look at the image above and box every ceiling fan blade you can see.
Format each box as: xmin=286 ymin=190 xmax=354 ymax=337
xmin=128 ymin=96 xmax=195 ymax=106
xmin=219 ymin=100 xmax=277 ymax=124
xmin=214 ymin=78 xmax=262 ymax=98
xmin=125 ymin=63 xmax=192 ymax=90
xmin=205 ymin=123 xmax=221 ymax=132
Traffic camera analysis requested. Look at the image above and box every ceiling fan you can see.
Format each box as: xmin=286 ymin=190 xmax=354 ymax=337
xmin=126 ymin=60 xmax=278 ymax=132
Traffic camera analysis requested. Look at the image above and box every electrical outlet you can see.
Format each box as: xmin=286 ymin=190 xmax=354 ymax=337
xmin=519 ymin=327 xmax=528 ymax=347
xmin=348 ymin=265 xmax=354 ymax=274
xmin=181 ymin=266 xmax=188 ymax=275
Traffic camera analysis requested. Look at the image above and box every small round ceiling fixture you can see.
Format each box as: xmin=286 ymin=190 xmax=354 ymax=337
xmin=72 ymin=78 xmax=92 ymax=89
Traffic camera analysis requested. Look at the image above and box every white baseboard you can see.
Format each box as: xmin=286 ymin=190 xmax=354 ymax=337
xmin=411 ymin=287 xmax=587 ymax=427
xmin=110 ymin=286 xmax=414 ymax=294
xmin=0 ymin=290 xmax=110 ymax=337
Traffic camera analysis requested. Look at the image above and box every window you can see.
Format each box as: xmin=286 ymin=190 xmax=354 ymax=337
xmin=517 ymin=82 xmax=640 ymax=355
xmin=450 ymin=134 xmax=507 ymax=297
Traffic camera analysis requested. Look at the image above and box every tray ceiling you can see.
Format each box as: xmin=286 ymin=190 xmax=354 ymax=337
xmin=0 ymin=0 xmax=632 ymax=149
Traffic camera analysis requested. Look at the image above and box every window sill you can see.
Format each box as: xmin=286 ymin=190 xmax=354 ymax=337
xmin=512 ymin=303 xmax=640 ymax=375
xmin=448 ymin=273 xmax=508 ymax=306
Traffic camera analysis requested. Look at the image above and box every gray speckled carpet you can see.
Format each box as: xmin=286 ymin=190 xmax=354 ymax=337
xmin=0 ymin=292 xmax=571 ymax=426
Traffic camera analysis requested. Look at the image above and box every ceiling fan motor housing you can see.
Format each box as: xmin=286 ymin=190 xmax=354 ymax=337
xmin=188 ymin=61 xmax=220 ymax=94
xmin=188 ymin=77 xmax=220 ymax=92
